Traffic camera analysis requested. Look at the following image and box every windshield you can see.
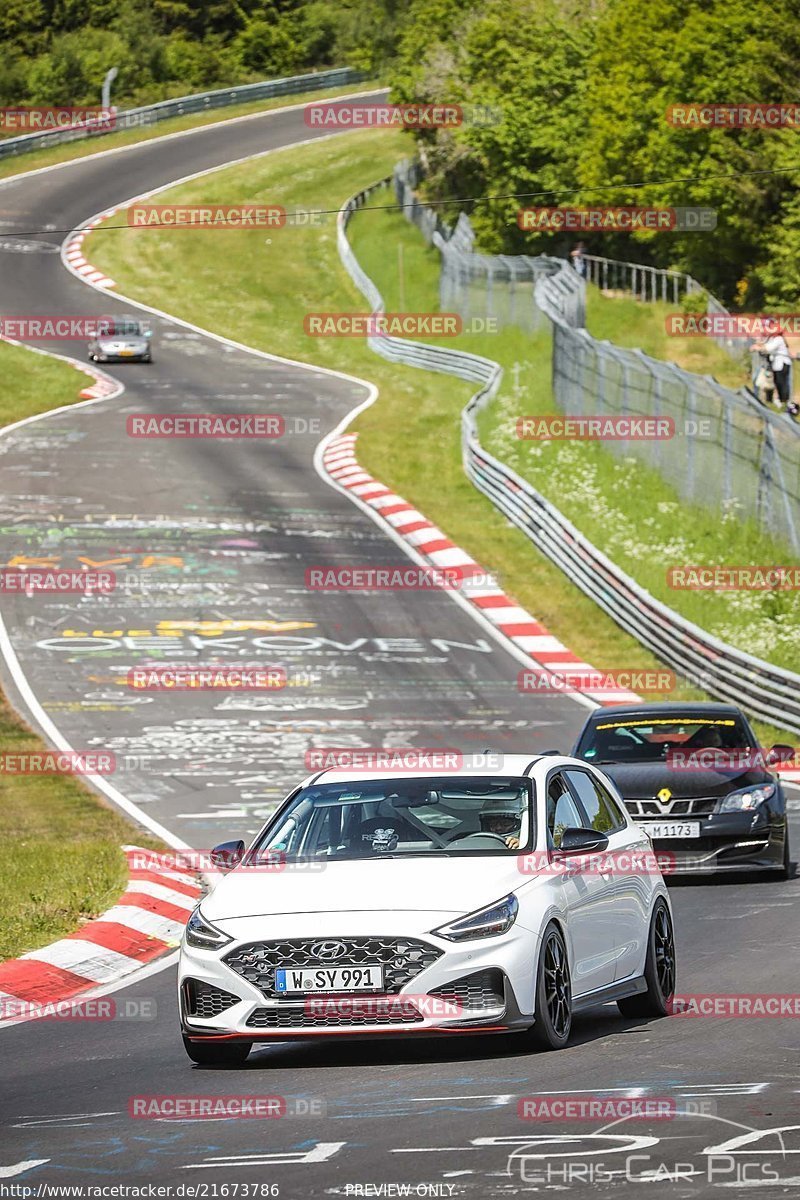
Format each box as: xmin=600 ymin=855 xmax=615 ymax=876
xmin=250 ymin=776 xmax=534 ymax=861
xmin=105 ymin=319 xmax=143 ymax=337
xmin=577 ymin=715 xmax=755 ymax=764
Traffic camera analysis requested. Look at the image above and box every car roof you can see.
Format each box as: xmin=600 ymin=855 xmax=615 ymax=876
xmin=306 ymin=753 xmax=577 ymax=786
xmin=583 ymin=701 xmax=744 ymax=723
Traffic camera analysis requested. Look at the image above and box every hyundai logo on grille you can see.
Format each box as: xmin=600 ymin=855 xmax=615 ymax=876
xmin=310 ymin=940 xmax=349 ymax=961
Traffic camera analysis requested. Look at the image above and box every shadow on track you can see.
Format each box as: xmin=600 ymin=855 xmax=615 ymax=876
xmin=187 ymin=1007 xmax=660 ymax=1071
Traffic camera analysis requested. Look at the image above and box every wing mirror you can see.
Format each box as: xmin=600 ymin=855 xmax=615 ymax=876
xmin=558 ymin=827 xmax=610 ymax=855
xmin=209 ymin=840 xmax=245 ymax=871
xmin=767 ymin=743 xmax=795 ymax=765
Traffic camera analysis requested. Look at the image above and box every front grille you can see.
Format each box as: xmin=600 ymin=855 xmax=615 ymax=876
xmin=626 ymin=797 xmax=718 ymax=818
xmin=184 ymin=978 xmax=241 ymax=1018
xmin=224 ymin=937 xmax=443 ymax=999
xmin=246 ymin=1004 xmax=424 ymax=1029
xmin=429 ymin=969 xmax=505 ymax=1012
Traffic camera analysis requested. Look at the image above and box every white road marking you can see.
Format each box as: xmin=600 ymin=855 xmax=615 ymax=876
xmin=184 ymin=1143 xmax=346 ymax=1169
xmin=125 ymin=879 xmax=196 ymax=909
xmin=0 ymin=1161 xmax=50 ymax=1177
xmin=24 ymin=939 xmax=141 ymax=981
xmin=13 ymin=1113 xmax=120 ymax=1128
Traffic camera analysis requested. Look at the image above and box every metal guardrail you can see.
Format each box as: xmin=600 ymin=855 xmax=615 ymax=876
xmin=394 ymin=159 xmax=800 ymax=554
xmin=583 ymin=253 xmax=749 ymax=362
xmin=583 ymin=253 xmax=699 ymax=306
xmin=337 ymin=177 xmax=800 ymax=734
xmin=0 ymin=67 xmax=366 ymax=161
xmin=534 ymin=258 xmax=800 ymax=555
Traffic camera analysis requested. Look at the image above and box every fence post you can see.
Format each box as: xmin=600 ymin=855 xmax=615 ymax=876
xmin=756 ymin=423 xmax=774 ymax=537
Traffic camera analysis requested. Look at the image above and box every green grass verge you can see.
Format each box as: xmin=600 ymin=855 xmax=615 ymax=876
xmin=351 ymin=188 xmax=800 ymax=683
xmin=0 ymin=80 xmax=379 ymax=183
xmin=0 ymin=695 xmax=162 ymax=960
xmin=84 ymin=134 xmax=796 ymax=746
xmin=586 ymin=290 xmax=751 ymax=391
xmin=0 ymin=343 xmax=166 ymax=960
xmin=0 ymin=340 xmax=87 ymax=425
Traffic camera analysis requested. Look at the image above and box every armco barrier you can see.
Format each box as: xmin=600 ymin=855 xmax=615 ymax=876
xmin=0 ymin=68 xmax=365 ymax=161
xmin=337 ymin=178 xmax=800 ymax=735
xmin=395 ymin=159 xmax=800 ymax=554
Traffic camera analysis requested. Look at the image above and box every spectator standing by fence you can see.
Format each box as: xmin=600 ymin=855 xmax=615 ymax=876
xmin=753 ymin=331 xmax=797 ymax=414
xmin=570 ymin=241 xmax=587 ymax=278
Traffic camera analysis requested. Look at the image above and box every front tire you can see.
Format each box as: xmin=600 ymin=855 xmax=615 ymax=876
xmin=618 ymin=899 xmax=675 ymax=1019
xmin=526 ymin=922 xmax=572 ymax=1050
xmin=182 ymin=1035 xmax=252 ymax=1066
xmin=779 ymin=830 xmax=791 ymax=880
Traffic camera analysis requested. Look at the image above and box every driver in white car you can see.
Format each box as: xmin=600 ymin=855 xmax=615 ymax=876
xmin=479 ymin=798 xmax=523 ymax=849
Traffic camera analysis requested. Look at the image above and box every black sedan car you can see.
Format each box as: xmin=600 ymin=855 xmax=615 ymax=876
xmin=572 ymin=702 xmax=792 ymax=877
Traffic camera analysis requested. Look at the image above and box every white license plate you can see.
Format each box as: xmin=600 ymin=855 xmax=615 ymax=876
xmin=274 ymin=965 xmax=384 ymax=993
xmin=645 ymin=821 xmax=700 ymax=839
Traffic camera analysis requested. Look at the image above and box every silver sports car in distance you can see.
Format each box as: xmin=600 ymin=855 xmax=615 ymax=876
xmin=88 ymin=316 xmax=152 ymax=363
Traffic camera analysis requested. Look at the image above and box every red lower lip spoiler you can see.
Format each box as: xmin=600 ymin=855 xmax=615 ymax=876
xmin=185 ymin=1024 xmax=510 ymax=1041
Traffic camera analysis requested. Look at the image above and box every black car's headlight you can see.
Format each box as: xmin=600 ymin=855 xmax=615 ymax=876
xmin=719 ymin=783 xmax=776 ymax=812
xmin=185 ymin=906 xmax=233 ymax=950
xmin=432 ymin=894 xmax=519 ymax=942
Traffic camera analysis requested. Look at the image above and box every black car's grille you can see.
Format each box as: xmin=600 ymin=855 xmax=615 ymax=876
xmin=183 ymin=978 xmax=241 ymax=1018
xmin=626 ymin=797 xmax=718 ymax=818
xmin=429 ymin=969 xmax=505 ymax=1012
xmin=246 ymin=1003 xmax=424 ymax=1029
xmin=223 ymin=937 xmax=443 ymax=999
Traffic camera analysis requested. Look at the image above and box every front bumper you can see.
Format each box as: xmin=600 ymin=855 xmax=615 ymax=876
xmin=179 ymin=919 xmax=537 ymax=1042
xmin=643 ymin=811 xmax=787 ymax=874
xmin=93 ymin=352 xmax=149 ymax=362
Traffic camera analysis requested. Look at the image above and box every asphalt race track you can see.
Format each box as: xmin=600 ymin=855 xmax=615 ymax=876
xmin=0 ymin=98 xmax=799 ymax=1198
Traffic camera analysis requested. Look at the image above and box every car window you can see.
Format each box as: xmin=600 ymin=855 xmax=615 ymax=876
xmin=576 ymin=715 xmax=753 ymax=763
xmin=547 ymin=772 xmax=583 ymax=849
xmin=250 ymin=776 xmax=534 ymax=859
xmin=565 ymin=769 xmax=626 ymax=833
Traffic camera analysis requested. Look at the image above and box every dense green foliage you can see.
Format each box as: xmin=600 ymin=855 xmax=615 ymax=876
xmin=389 ymin=0 xmax=800 ymax=306
xmin=7 ymin=0 xmax=799 ymax=303
xmin=1 ymin=0 xmax=409 ymax=110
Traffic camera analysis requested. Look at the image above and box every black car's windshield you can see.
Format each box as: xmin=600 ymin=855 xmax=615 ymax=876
xmin=250 ymin=776 xmax=534 ymax=861
xmin=577 ymin=715 xmax=755 ymax=764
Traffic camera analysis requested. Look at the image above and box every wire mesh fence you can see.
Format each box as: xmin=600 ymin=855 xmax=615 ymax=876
xmin=339 ymin=175 xmax=800 ymax=731
xmin=393 ymin=159 xmax=799 ymax=552
xmin=394 ymin=160 xmax=562 ymax=333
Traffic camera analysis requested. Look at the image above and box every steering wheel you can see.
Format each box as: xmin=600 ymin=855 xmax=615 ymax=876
xmin=447 ymin=831 xmax=510 ymax=848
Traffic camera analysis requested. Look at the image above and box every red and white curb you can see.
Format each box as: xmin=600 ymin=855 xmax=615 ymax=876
xmin=0 ymin=847 xmax=200 ymax=1020
xmin=322 ymin=433 xmax=640 ymax=706
xmin=76 ymin=360 xmax=120 ymax=400
xmin=322 ymin=435 xmax=800 ymax=782
xmin=63 ymin=210 xmax=117 ymax=289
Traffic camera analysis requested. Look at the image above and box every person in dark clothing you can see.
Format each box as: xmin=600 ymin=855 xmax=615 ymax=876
xmin=753 ymin=332 xmax=798 ymax=414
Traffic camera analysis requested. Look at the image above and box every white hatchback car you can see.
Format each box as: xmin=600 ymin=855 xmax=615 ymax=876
xmin=179 ymin=755 xmax=676 ymax=1065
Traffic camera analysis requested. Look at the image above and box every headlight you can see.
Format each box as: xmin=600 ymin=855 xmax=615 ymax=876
xmin=720 ymin=783 xmax=776 ymax=812
xmin=185 ymin=906 xmax=233 ymax=949
xmin=432 ymin=894 xmax=519 ymax=942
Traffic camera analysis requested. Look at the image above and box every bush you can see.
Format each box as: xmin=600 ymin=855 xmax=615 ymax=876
xmin=680 ymin=288 xmax=709 ymax=315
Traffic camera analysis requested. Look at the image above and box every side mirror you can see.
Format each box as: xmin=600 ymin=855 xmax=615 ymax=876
xmin=210 ymin=840 xmax=245 ymax=871
xmin=558 ymin=827 xmax=610 ymax=855
xmin=767 ymin=744 xmax=795 ymax=765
